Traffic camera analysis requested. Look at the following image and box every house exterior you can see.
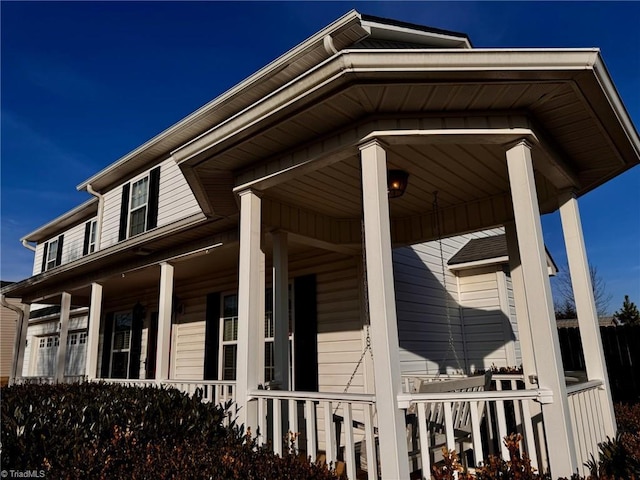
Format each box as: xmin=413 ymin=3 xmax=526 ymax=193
xmin=2 ymin=11 xmax=638 ymax=479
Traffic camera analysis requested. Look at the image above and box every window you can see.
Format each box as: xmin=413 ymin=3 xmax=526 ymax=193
xmin=79 ymin=332 xmax=88 ymax=344
xmin=83 ymin=220 xmax=97 ymax=255
xmin=41 ymin=234 xmax=64 ymax=272
xmin=118 ymin=166 xmax=160 ymax=241
xmin=129 ymin=176 xmax=149 ymax=236
xmin=264 ymin=286 xmax=294 ymax=384
xmin=220 ymin=294 xmax=238 ymax=381
xmin=110 ymin=312 xmax=132 ymax=379
xmin=219 ymin=287 xmax=294 ymax=384
xmin=39 ymin=338 xmax=45 ymax=348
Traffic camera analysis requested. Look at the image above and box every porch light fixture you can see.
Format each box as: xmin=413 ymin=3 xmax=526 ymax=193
xmin=387 ymin=170 xmax=409 ymax=198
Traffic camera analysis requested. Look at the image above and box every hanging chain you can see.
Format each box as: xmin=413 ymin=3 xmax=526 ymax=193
xmin=433 ymin=192 xmax=464 ymax=375
xmin=334 ymin=220 xmax=373 ymax=414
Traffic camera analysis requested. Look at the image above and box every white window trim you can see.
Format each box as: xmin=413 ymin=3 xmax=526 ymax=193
xmin=88 ymin=220 xmax=97 ymax=254
xmin=127 ymin=173 xmax=150 ymax=238
xmin=45 ymin=238 xmax=59 ymax=271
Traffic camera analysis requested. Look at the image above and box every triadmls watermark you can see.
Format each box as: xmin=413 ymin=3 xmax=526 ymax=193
xmin=1 ymin=471 xmax=46 ymax=479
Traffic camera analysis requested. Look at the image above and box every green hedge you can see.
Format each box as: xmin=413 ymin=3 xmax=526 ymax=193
xmin=1 ymin=382 xmax=338 ymax=479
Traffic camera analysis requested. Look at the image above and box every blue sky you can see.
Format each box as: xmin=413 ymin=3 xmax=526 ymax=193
xmin=1 ymin=2 xmax=639 ymax=312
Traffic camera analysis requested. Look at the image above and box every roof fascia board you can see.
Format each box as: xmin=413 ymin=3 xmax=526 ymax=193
xmin=171 ymin=48 xmax=610 ymax=166
xmin=75 ymin=10 xmax=367 ymax=192
xmin=591 ymin=55 xmax=640 ymax=160
xmin=22 ymin=197 xmax=98 ymax=243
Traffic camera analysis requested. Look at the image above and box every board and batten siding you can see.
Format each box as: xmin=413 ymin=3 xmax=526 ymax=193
xmin=32 ymin=216 xmax=97 ymax=275
xmin=100 ymin=157 xmax=201 ymax=249
xmin=393 ymin=228 xmax=506 ymax=375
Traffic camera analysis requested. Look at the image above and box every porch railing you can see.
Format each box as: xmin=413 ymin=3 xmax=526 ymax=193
xmin=566 ymin=379 xmax=606 ymax=476
xmin=249 ymin=389 xmax=379 ymax=480
xmin=397 ymin=387 xmax=552 ymax=480
xmin=101 ymin=378 xmax=235 ymax=405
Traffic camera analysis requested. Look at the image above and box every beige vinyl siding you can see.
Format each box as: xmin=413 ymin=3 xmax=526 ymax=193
xmin=100 ymin=184 xmax=123 ymax=249
xmin=0 ymin=300 xmax=20 ymax=383
xmin=61 ymin=221 xmax=91 ymax=264
xmin=32 ymin=217 xmax=97 ymax=274
xmin=157 ymin=159 xmax=201 ymax=226
xmin=458 ymin=266 xmax=517 ymax=371
xmin=172 ymin=271 xmax=238 ymax=380
xmin=100 ymin=157 xmax=201 ymax=249
xmin=394 ymin=229 xmax=502 ymax=375
xmin=33 ymin=244 xmax=45 ymax=276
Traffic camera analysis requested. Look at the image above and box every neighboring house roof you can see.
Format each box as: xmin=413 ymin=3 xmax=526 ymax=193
xmin=448 ymin=234 xmax=558 ymax=274
xmin=0 ymin=281 xmax=14 ymax=288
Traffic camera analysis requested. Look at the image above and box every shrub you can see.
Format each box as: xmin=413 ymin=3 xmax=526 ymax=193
xmin=1 ymin=382 xmax=339 ymax=479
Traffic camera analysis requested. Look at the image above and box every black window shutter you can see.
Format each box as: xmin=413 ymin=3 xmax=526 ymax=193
xmin=129 ymin=307 xmax=144 ymax=379
xmin=82 ymin=222 xmax=92 ymax=255
xmin=55 ymin=235 xmax=64 ymax=267
xmin=203 ymin=292 xmax=221 ymax=380
xmin=294 ymin=274 xmax=318 ymax=392
xmin=146 ymin=166 xmax=161 ymax=230
xmin=101 ymin=313 xmax=114 ymax=378
xmin=41 ymin=243 xmax=49 ymax=273
xmin=118 ymin=183 xmax=130 ymax=241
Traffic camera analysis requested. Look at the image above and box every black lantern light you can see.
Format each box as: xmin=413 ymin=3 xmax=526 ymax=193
xmin=387 ymin=170 xmax=409 ymax=198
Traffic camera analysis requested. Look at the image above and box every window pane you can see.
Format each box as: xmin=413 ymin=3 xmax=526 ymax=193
xmin=223 ymin=317 xmax=237 ymax=341
xmin=129 ymin=207 xmax=147 ymax=236
xmin=222 ymin=345 xmax=237 ymax=380
xmin=131 ymin=177 xmax=149 ymax=209
xmin=223 ymin=295 xmax=238 ymax=317
xmin=111 ymin=352 xmax=129 ymax=379
xmin=113 ymin=330 xmax=131 ymax=351
xmin=265 ymin=341 xmax=274 ymax=382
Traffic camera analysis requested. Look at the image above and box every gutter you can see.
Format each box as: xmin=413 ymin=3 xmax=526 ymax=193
xmin=21 ymin=239 xmax=36 ymax=252
xmin=1 ymin=294 xmax=26 ymax=383
xmin=86 ymin=184 xmax=103 ymax=250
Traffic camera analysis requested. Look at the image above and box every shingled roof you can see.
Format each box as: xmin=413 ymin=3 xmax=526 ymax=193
xmin=448 ymin=235 xmax=508 ymax=266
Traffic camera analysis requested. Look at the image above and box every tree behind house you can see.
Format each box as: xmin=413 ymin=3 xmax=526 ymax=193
xmin=553 ymin=263 xmax=612 ymax=318
xmin=613 ymin=295 xmax=640 ymax=325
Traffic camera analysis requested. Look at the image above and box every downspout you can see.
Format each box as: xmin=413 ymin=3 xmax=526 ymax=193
xmin=86 ymin=184 xmax=103 ymax=250
xmin=21 ymin=239 xmax=36 ymax=252
xmin=1 ymin=294 xmax=26 ymax=384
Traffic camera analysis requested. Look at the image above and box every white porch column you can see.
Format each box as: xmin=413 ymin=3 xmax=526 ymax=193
xmin=505 ymin=221 xmax=549 ymax=472
xmin=156 ymin=262 xmax=174 ymax=382
xmin=10 ymin=303 xmax=30 ymax=383
xmin=506 ymin=140 xmax=577 ymax=476
xmin=559 ymin=190 xmax=616 ymax=437
xmin=504 ymin=222 xmax=538 ymax=386
xmin=236 ymin=189 xmax=264 ymax=429
xmin=55 ymin=292 xmax=72 ymax=382
xmin=360 ymin=140 xmax=410 ymax=480
xmin=272 ymin=230 xmax=290 ymax=390
xmin=85 ymin=283 xmax=103 ymax=380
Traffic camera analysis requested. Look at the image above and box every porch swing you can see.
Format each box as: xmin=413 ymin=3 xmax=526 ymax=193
xmin=332 ymin=188 xmax=492 ymax=478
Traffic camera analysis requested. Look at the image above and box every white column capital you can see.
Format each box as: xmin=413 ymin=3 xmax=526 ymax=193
xmin=358 ymin=137 xmax=387 ymax=152
xmin=506 ymin=138 xmax=535 ymax=153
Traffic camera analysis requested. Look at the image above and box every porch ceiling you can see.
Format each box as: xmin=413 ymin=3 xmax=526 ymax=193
xmin=176 ymin=50 xmax=638 ymax=240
